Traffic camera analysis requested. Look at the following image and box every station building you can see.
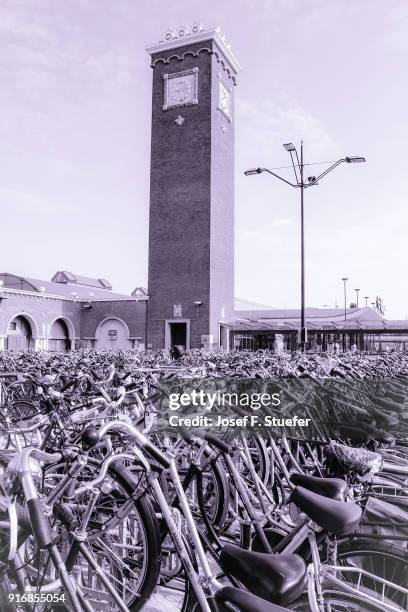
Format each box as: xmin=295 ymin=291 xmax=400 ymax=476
xmin=1 ymin=273 xmax=407 ymax=353
xmin=0 ymin=272 xmax=147 ymax=352
xmin=230 ymin=301 xmax=408 ymax=353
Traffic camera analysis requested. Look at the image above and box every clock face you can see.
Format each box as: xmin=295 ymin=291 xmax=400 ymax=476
xmin=164 ymin=70 xmax=198 ymax=109
xmin=169 ymin=77 xmax=193 ymax=104
xmin=219 ymin=81 xmax=231 ymax=118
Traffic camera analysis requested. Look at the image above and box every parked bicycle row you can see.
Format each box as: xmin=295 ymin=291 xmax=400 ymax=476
xmin=2 ymin=348 xmax=408 ymax=380
xmin=0 ymin=349 xmax=408 ymax=611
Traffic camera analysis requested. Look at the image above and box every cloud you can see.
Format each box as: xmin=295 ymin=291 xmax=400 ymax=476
xmin=242 ymin=218 xmax=293 ymax=234
xmin=237 ymin=97 xmax=337 ymax=167
xmin=383 ymin=2 xmax=408 ymax=50
xmin=0 ymin=1 xmax=138 ymax=109
xmin=0 ymin=188 xmax=81 ymax=216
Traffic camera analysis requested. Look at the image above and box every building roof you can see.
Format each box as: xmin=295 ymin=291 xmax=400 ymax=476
xmin=131 ymin=287 xmax=148 ymax=298
xmin=0 ymin=273 xmax=137 ymax=302
xmin=234 ymin=297 xmax=276 ymax=311
xmin=230 ymin=305 xmax=408 ymax=332
xmin=235 ymin=306 xmax=385 ymax=323
xmin=51 ymin=271 xmax=112 ymax=290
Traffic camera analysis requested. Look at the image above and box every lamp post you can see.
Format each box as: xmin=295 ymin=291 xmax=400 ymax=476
xmin=364 ymin=296 xmax=369 ymax=308
xmin=245 ymin=147 xmax=365 ymax=352
xmin=354 ymin=288 xmax=360 ymax=308
xmin=342 ymin=277 xmax=348 ymax=351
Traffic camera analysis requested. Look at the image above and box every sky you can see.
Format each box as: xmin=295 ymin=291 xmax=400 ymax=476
xmin=1 ymin=0 xmax=407 ymax=318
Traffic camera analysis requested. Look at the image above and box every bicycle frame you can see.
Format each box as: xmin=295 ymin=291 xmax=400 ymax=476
xmin=278 ymin=514 xmax=408 ymax=612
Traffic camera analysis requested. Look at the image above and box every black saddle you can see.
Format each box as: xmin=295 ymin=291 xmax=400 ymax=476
xmin=372 ymin=407 xmax=399 ymax=431
xmin=335 ymin=424 xmax=370 ymax=443
xmin=336 ymin=423 xmax=395 ymax=446
xmin=220 ymin=544 xmax=306 ymax=607
xmin=292 ymin=486 xmax=362 ymax=536
xmin=215 ymin=586 xmax=291 ymax=612
xmin=374 ymin=431 xmax=395 ymax=445
xmin=290 ymin=474 xmax=349 ymax=501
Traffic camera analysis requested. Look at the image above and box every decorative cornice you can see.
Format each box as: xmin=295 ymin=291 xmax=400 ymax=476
xmin=151 ymin=47 xmax=212 ymax=67
xmin=150 ymin=48 xmax=237 ymax=84
xmin=0 ymin=287 xmax=139 ymax=304
xmin=146 ymin=26 xmax=241 ymax=74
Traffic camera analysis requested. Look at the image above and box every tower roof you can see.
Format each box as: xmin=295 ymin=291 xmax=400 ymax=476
xmin=146 ymin=24 xmax=241 ymax=73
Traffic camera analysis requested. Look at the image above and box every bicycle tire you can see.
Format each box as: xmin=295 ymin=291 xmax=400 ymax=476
xmin=334 ymin=537 xmax=408 ymax=608
xmin=0 ymin=574 xmax=15 ymax=612
xmin=49 ymin=460 xmax=161 ymax=610
xmin=290 ymin=585 xmax=399 ymax=611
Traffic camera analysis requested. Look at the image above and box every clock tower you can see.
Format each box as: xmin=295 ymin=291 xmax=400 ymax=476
xmin=146 ymin=25 xmax=240 ymax=350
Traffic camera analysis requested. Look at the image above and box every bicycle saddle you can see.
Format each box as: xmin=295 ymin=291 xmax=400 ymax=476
xmin=335 ymin=424 xmax=370 ymax=443
xmin=290 ymin=473 xmax=349 ymax=501
xmin=219 ymin=544 xmax=307 ymax=607
xmin=215 ymin=586 xmax=291 ymax=612
xmin=336 ymin=423 xmax=395 ymax=445
xmin=371 ymin=407 xmax=399 ymax=431
xmin=376 ymin=395 xmax=405 ymax=411
xmin=374 ymin=430 xmax=395 ymax=445
xmin=292 ymin=486 xmax=362 ymax=536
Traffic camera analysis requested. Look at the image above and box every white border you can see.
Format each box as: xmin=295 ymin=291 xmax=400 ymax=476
xmin=217 ymin=76 xmax=232 ymax=122
xmin=163 ymin=67 xmax=199 ymax=110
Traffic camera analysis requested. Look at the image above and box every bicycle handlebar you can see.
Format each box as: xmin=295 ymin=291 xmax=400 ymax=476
xmin=96 ymin=421 xmax=172 ymax=468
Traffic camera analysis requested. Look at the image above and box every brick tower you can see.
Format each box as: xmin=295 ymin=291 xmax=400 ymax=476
xmin=146 ymin=25 xmax=240 ymax=350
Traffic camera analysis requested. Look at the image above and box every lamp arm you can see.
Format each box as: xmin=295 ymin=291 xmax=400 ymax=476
xmin=262 ymin=168 xmax=298 ymax=188
xmin=311 ymin=159 xmax=346 ymax=184
xmin=289 ymin=151 xmax=301 ymax=186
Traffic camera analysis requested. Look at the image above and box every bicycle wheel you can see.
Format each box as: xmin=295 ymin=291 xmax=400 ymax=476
xmin=245 ymin=435 xmax=270 ymax=485
xmin=334 ymin=537 xmax=408 ymax=609
xmin=181 ymin=449 xmax=230 ymax=532
xmin=155 ymin=532 xmax=198 ymax=612
xmin=291 ymin=587 xmax=396 ymax=611
xmin=158 ymin=439 xmax=230 ymax=533
xmin=6 ymin=399 xmax=39 ymax=421
xmin=0 ymin=569 xmax=16 ymax=611
xmin=41 ymin=460 xmax=161 ymax=611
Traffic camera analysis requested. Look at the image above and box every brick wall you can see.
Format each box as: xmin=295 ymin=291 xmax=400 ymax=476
xmin=0 ymin=292 xmax=81 ymax=348
xmin=0 ymin=293 xmax=147 ymax=350
xmin=147 ymin=39 xmax=236 ymax=348
xmin=80 ymin=300 xmax=147 ymax=341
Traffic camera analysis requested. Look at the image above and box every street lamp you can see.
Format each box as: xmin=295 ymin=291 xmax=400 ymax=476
xmin=342 ymin=277 xmax=348 ymax=351
xmin=354 ymin=288 xmax=360 ymax=308
xmin=346 ymin=157 xmax=366 ymax=163
xmin=364 ymin=296 xmax=369 ymax=308
xmin=244 ymin=168 xmax=263 ymax=176
xmin=245 ymin=144 xmax=366 ymax=352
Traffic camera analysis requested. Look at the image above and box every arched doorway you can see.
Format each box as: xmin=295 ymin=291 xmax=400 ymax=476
xmin=50 ymin=319 xmax=70 ymax=352
xmin=7 ymin=316 xmax=33 ymax=351
xmin=95 ymin=318 xmax=131 ymax=350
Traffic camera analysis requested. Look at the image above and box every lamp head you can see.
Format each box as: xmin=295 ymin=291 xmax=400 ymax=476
xmin=244 ymin=168 xmax=263 ymax=176
xmin=345 ymin=156 xmax=366 ymax=163
xmin=283 ymin=143 xmax=296 ymax=152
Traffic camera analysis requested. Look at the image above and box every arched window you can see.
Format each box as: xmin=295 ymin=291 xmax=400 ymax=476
xmin=95 ymin=318 xmax=131 ymax=350
xmin=50 ymin=319 xmax=70 ymax=352
xmin=7 ymin=316 xmax=33 ymax=351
